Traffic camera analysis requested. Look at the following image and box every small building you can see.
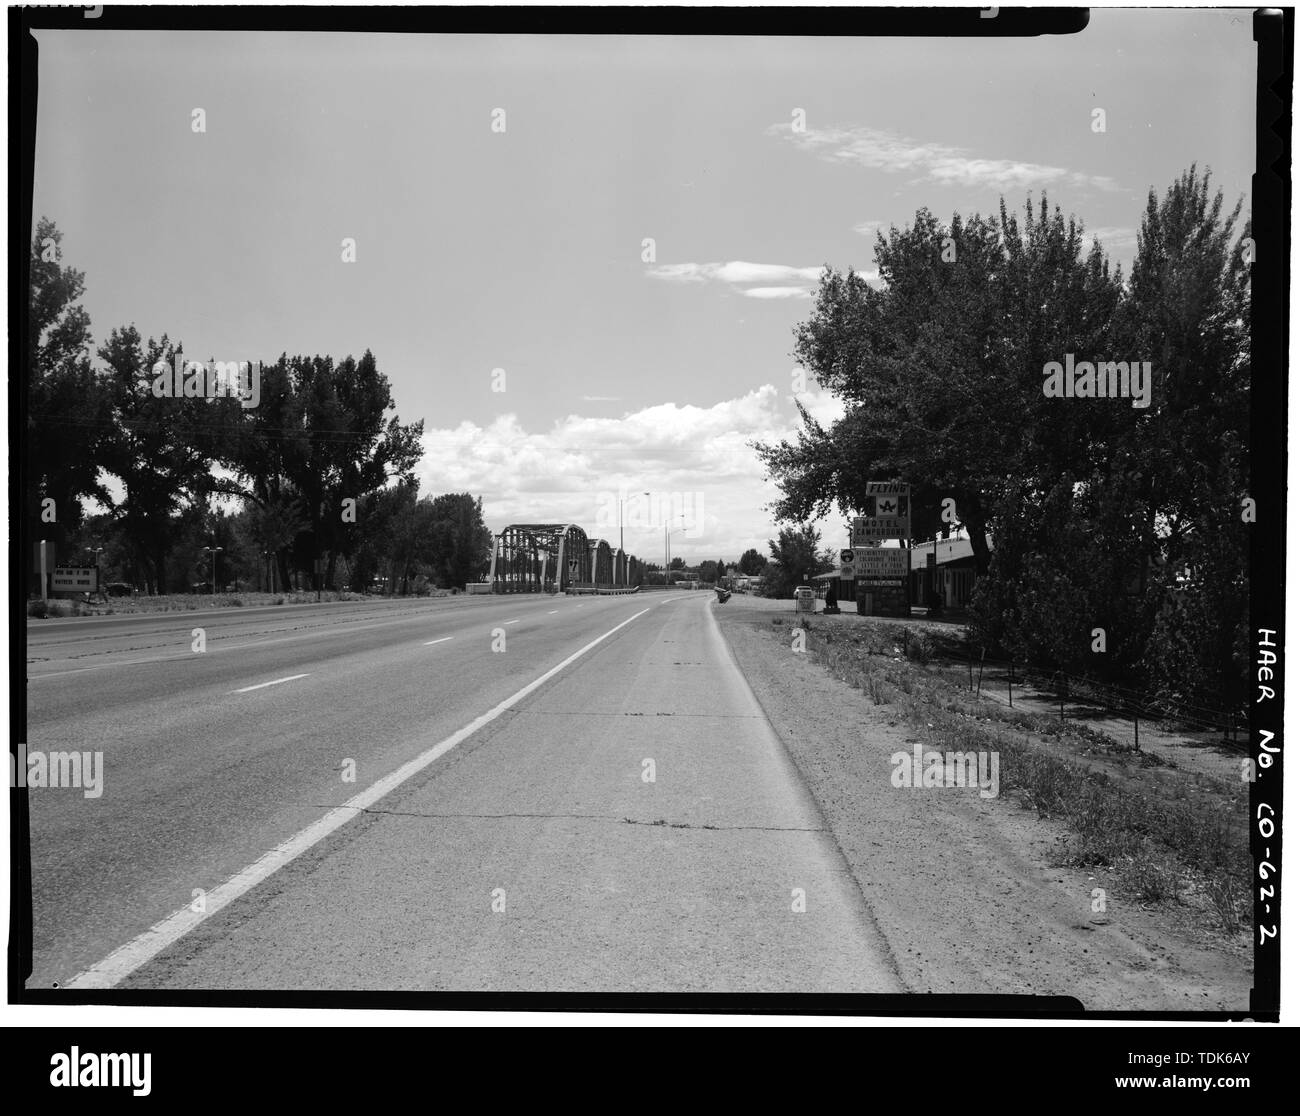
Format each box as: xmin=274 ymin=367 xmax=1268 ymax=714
xmin=909 ymin=535 xmax=991 ymax=610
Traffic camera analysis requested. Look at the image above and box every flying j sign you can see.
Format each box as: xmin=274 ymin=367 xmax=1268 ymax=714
xmin=864 ymin=482 xmax=909 ymax=521
xmin=852 ymin=482 xmax=911 ymax=544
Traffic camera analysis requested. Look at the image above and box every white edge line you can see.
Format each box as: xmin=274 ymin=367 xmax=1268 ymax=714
xmin=423 ymin=637 xmax=453 ymax=645
xmin=503 ymin=619 xmax=519 ymax=625
xmin=230 ymin=673 xmax=310 ymax=694
xmin=66 ymin=606 xmax=651 ymax=989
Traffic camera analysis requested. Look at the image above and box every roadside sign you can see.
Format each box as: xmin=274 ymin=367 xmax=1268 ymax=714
xmin=852 ymin=548 xmax=909 ymax=578
xmin=854 ymin=482 xmax=911 ymax=543
xmin=852 ymin=517 xmax=908 ymax=544
xmin=51 ymin=567 xmax=98 ymax=593
xmin=865 ymin=482 xmax=909 ymax=521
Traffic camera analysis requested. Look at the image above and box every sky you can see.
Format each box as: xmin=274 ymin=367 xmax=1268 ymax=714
xmin=31 ymin=10 xmax=1256 ymax=563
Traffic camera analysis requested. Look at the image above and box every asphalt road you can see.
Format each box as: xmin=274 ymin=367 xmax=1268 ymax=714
xmin=24 ymin=593 xmax=901 ymax=992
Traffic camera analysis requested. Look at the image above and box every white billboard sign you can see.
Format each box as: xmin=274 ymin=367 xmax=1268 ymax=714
xmin=852 ymin=548 xmax=909 ymax=578
xmin=51 ymin=567 xmax=98 ymax=592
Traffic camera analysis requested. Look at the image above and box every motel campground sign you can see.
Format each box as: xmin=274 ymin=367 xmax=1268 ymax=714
xmin=851 ymin=482 xmax=911 ymax=545
xmin=843 ymin=483 xmax=913 ymax=619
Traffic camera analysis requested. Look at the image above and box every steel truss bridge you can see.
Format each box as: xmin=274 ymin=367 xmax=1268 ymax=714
xmin=488 ymin=523 xmax=644 ymax=594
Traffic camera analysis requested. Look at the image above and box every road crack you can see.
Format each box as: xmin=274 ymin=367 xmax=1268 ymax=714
xmin=299 ymin=803 xmax=824 ymax=834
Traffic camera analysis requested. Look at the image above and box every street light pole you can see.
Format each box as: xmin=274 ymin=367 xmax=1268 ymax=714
xmin=203 ymin=546 xmax=224 ymax=596
xmin=87 ymin=547 xmax=104 ymax=599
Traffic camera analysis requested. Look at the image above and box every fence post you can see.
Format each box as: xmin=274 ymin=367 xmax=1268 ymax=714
xmin=976 ymin=647 xmax=986 ymax=697
xmin=1008 ymin=664 xmax=1013 ymax=708
xmin=1134 ymin=715 xmax=1139 ymax=752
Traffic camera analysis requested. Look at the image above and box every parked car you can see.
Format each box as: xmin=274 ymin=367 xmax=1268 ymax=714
xmin=104 ymin=582 xmax=136 ymax=597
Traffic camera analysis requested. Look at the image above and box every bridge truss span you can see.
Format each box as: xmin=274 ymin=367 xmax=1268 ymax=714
xmin=489 ymin=523 xmax=642 ymax=593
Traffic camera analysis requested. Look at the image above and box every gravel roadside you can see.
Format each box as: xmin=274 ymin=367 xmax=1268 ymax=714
xmin=712 ymin=593 xmax=1252 ymax=1011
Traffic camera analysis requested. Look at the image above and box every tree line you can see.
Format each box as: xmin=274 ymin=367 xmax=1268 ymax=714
xmin=755 ymin=167 xmax=1251 ymax=721
xmin=26 ymin=218 xmax=492 ymax=596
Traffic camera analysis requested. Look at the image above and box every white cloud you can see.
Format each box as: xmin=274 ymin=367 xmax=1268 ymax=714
xmin=647 ymin=259 xmax=878 ymax=298
xmin=416 ymin=386 xmax=848 ymax=560
xmin=853 ymin=219 xmax=888 ymax=237
xmin=741 ymin=286 xmax=813 ymax=300
xmin=1086 ymin=226 xmax=1137 ymax=246
xmin=711 ymin=261 xmax=824 ymax=284
xmin=770 ymin=122 xmax=1123 ymax=195
xmin=647 ymin=259 xmax=828 ymax=299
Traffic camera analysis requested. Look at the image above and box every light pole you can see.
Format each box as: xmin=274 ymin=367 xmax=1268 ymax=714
xmin=662 ymin=520 xmax=686 ymax=587
xmin=617 ymin=492 xmax=651 ymax=587
xmin=87 ymin=547 xmax=104 ymax=599
xmin=202 ymin=546 xmax=223 ymax=596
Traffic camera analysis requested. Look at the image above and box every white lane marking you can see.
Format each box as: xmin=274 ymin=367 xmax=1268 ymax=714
xmin=423 ymin=636 xmax=453 ymax=646
xmin=230 ymin=674 xmax=310 ymax=694
xmin=547 ymin=610 xmax=558 ymax=614
xmin=504 ymin=619 xmax=519 ymax=625
xmin=67 ymin=606 xmax=651 ymax=990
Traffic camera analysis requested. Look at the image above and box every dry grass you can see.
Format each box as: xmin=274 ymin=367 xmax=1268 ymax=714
xmin=28 ymin=590 xmax=382 ymax=617
xmin=798 ymin=619 xmax=1250 ymax=938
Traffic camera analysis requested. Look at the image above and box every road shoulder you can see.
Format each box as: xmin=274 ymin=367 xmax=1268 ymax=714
xmin=713 ymin=596 xmax=1252 ymax=1010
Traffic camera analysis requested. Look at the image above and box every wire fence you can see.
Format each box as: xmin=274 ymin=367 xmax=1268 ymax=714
xmin=939 ymin=638 xmax=1249 ymax=752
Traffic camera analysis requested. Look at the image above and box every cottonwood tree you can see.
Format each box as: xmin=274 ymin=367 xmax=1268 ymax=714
xmin=756 ymin=169 xmax=1249 ymax=718
xmin=221 ymin=350 xmax=424 ymax=591
xmin=97 ymin=328 xmax=221 ymax=593
xmin=757 ymin=199 xmax=1121 ymax=580
xmin=426 ymin=492 xmax=493 ymax=589
xmin=1123 ymin=167 xmax=1251 ymax=717
xmin=26 ymin=219 xmax=114 ymax=584
xmin=760 ymin=524 xmax=830 ymax=599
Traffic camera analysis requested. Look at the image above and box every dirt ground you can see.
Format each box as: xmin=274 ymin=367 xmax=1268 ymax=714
xmin=712 ymin=592 xmax=1253 ymax=1013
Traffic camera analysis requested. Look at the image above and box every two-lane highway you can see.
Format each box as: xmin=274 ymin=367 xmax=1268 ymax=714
xmin=24 ymin=593 xmax=901 ymax=992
